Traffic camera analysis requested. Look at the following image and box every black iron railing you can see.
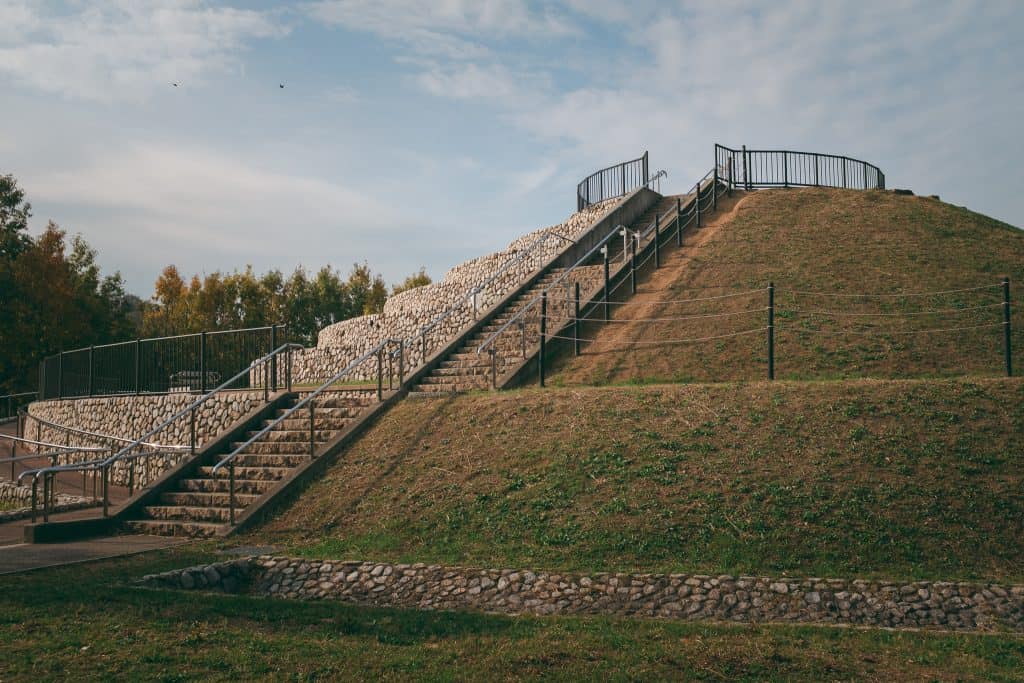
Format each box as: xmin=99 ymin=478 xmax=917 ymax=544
xmin=577 ymin=152 xmax=650 ymax=211
xmin=715 ymin=144 xmax=885 ymax=191
xmin=0 ymin=392 xmax=36 ymax=422
xmin=38 ymin=325 xmax=285 ymax=400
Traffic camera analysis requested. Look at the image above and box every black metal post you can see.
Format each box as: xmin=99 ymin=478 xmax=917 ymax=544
xmin=190 ymin=407 xmax=196 ymax=456
xmin=134 ymin=338 xmax=141 ymax=395
xmin=398 ymin=339 xmax=404 ymax=384
xmin=713 ymin=166 xmax=718 ymax=211
xmin=88 ymin=345 xmax=94 ymax=397
xmin=490 ymin=349 xmax=497 ymax=389
xmin=200 ymin=331 xmax=207 ymax=393
xmin=309 ymin=401 xmax=315 ymax=457
xmin=814 ymin=155 xmax=820 ymax=187
xmin=1004 ymin=277 xmax=1012 ymax=377
xmin=102 ymin=465 xmax=109 ymax=517
xmin=377 ymin=349 xmax=383 ymax=402
xmin=630 ymin=236 xmax=637 ymax=294
xmin=539 ymin=292 xmax=547 ymax=388
xmin=654 ymin=216 xmax=660 ymax=268
xmin=728 ymin=157 xmax=735 ymax=195
xmin=271 ymin=325 xmax=278 ymax=392
xmin=743 ymin=145 xmax=750 ymax=191
xmin=783 ymin=152 xmax=788 ymax=188
xmin=229 ymin=463 xmax=236 ymax=525
xmin=768 ymin=282 xmax=775 ymax=380
xmin=43 ymin=474 xmax=49 ymax=523
xmin=31 ymin=478 xmax=38 ymax=523
xmin=286 ymin=344 xmax=293 ymax=391
xmin=676 ymin=197 xmax=682 ymax=247
xmin=603 ymin=250 xmax=610 ymax=321
xmin=842 ymin=158 xmax=847 ymax=188
xmin=695 ymin=185 xmax=702 ymax=228
xmin=574 ymin=282 xmax=581 ymax=356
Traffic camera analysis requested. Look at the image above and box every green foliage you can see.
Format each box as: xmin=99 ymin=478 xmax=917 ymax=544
xmin=391 ymin=267 xmax=432 ymax=296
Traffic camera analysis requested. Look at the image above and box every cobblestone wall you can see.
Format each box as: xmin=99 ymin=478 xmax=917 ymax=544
xmin=290 ymin=198 xmax=620 ymax=382
xmin=24 ymin=392 xmax=265 ymax=487
xmin=138 ymin=557 xmax=1024 ymax=632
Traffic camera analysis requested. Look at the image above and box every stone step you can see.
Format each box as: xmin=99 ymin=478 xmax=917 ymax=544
xmin=244 ymin=429 xmax=337 ymax=444
xmin=230 ymin=440 xmax=330 ymax=455
xmin=178 ymin=478 xmax=276 ymax=494
xmin=226 ymin=453 xmax=310 ymax=468
xmin=197 ymin=466 xmax=292 ymax=481
xmin=274 ymin=406 xmax=362 ymax=420
xmin=293 ymin=395 xmax=375 ymax=408
xmin=264 ymin=417 xmax=351 ymax=431
xmin=124 ymin=519 xmax=224 ymax=538
xmin=159 ymin=491 xmax=261 ymax=507
xmin=143 ymin=505 xmax=237 ymax=523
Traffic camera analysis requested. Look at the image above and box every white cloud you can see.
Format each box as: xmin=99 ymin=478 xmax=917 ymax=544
xmin=0 ymin=1 xmax=288 ymax=102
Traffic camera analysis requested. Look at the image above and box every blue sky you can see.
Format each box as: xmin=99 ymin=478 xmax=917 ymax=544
xmin=2 ymin=1 xmax=1022 ymax=295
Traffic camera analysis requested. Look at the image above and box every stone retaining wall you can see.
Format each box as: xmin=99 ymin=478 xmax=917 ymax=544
xmin=290 ymin=198 xmax=620 ymax=382
xmin=138 ymin=557 xmax=1024 ymax=632
xmin=0 ymin=481 xmax=96 ymax=522
xmin=24 ymin=391 xmax=265 ymax=488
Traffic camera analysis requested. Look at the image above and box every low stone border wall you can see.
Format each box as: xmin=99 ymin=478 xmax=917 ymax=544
xmin=137 ymin=557 xmax=1024 ymax=632
xmin=0 ymin=481 xmax=97 ymax=522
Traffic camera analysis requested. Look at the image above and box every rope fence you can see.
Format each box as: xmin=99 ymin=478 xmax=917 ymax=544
xmin=527 ymin=278 xmax=1014 ymax=384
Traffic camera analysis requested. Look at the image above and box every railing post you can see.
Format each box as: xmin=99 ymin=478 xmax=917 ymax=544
xmin=88 ymin=345 xmax=94 ymax=397
xmin=814 ymin=155 xmax=820 ymax=187
xmin=728 ymin=157 xmax=735 ymax=195
xmin=783 ymin=152 xmax=789 ymax=188
xmin=768 ymin=282 xmax=775 ymax=381
xmin=286 ymin=344 xmax=293 ymax=392
xmin=489 ymin=349 xmax=497 ymax=389
xmin=519 ymin=320 xmax=526 ymax=358
xmin=603 ymin=248 xmax=610 ymax=322
xmin=271 ymin=325 xmax=279 ymax=392
xmin=863 ymin=164 xmax=868 ymax=190
xmin=621 ymin=164 xmax=626 ymax=197
xmin=190 ymin=407 xmax=196 ymax=456
xmin=539 ymin=292 xmax=547 ymax=388
xmin=574 ymin=282 xmax=581 ymax=356
xmin=630 ymin=235 xmax=637 ymax=295
xmin=200 ymin=331 xmax=207 ymax=394
xmin=421 ymin=330 xmax=427 ymax=366
xmin=398 ymin=339 xmax=405 ymax=384
xmin=695 ymin=185 xmax=702 ymax=228
xmin=713 ymin=165 xmax=719 ymax=211
xmin=377 ymin=348 xmax=383 ymax=402
xmin=229 ymin=463 xmax=236 ymax=525
xmin=31 ymin=477 xmax=38 ymax=523
xmin=654 ymin=216 xmax=660 ymax=268
xmin=42 ymin=474 xmax=49 ymax=523
xmin=309 ymin=400 xmax=316 ymax=457
xmin=842 ymin=158 xmax=847 ymax=188
xmin=642 ymin=151 xmax=649 ymax=186
xmin=742 ymin=145 xmax=750 ymax=191
xmin=675 ymin=198 xmax=682 ymax=247
xmin=134 ymin=338 xmax=141 ymax=395
xmin=102 ymin=465 xmax=109 ymax=517
xmin=1004 ymin=277 xmax=1013 ymax=377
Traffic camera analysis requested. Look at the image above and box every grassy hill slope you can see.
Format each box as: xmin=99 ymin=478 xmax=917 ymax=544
xmin=250 ymin=378 xmax=1024 ymax=582
xmin=549 ymin=188 xmax=1024 ymax=385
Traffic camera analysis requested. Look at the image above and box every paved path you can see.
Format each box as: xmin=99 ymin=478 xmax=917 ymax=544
xmin=0 ymin=534 xmax=188 ymax=575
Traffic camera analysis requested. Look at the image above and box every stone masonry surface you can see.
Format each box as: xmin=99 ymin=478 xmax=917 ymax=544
xmin=138 ymin=557 xmax=1024 ymax=632
xmin=24 ymin=392 xmax=265 ymax=488
xmin=0 ymin=481 xmax=95 ymax=522
xmin=289 ymin=198 xmax=620 ymax=382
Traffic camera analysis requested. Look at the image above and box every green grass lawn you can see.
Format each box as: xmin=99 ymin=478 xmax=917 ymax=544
xmin=250 ymin=377 xmax=1024 ymax=583
xmin=0 ymin=547 xmax=1021 ymax=682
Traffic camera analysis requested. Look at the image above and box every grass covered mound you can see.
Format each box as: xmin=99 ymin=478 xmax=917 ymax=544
xmin=251 ymin=378 xmax=1024 ymax=582
xmin=549 ymin=188 xmax=1024 ymax=385
xmin=1 ymin=549 xmax=1022 ymax=681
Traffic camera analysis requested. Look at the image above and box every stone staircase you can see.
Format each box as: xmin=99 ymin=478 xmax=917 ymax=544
xmin=410 ymin=195 xmax=685 ymax=394
xmin=123 ymin=392 xmax=374 ymax=537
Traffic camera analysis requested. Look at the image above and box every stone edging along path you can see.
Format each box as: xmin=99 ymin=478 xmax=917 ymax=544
xmin=137 ymin=557 xmax=1024 ymax=632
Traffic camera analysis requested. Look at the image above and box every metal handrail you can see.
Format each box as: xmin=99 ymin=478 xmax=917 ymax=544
xmin=22 ymin=412 xmax=189 ymax=451
xmin=577 ymin=152 xmax=649 ymax=210
xmin=18 ymin=342 xmax=301 ymax=519
xmin=715 ymin=144 xmax=885 ymax=190
xmin=478 ymin=169 xmax=728 ymax=357
xmin=210 ymin=338 xmax=394 ymax=525
xmin=211 ymin=339 xmax=390 ymax=477
xmin=0 ymin=432 xmax=108 ymax=453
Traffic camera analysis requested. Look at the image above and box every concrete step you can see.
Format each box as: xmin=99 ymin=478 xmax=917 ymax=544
xmin=124 ymin=519 xmax=223 ymax=538
xmin=244 ymin=429 xmax=337 ymax=444
xmin=274 ymin=406 xmax=361 ymax=420
xmin=264 ymin=417 xmax=351 ymax=431
xmin=143 ymin=504 xmax=237 ymax=523
xmin=178 ymin=477 xmax=275 ymax=494
xmin=227 ymin=453 xmax=310 ymax=468
xmin=230 ymin=440 xmax=330 ymax=455
xmin=196 ymin=466 xmax=292 ymax=481
xmin=159 ymin=491 xmax=261 ymax=507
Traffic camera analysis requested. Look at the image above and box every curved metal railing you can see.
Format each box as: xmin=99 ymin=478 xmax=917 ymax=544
xmin=0 ymin=391 xmax=36 ymax=423
xmin=715 ymin=144 xmax=885 ymax=190
xmin=18 ymin=342 xmax=302 ymax=521
xmin=21 ymin=411 xmax=188 ymax=452
xmin=577 ymin=152 xmax=650 ymax=210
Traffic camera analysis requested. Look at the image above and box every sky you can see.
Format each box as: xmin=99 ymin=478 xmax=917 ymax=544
xmin=2 ymin=0 xmax=1023 ymax=296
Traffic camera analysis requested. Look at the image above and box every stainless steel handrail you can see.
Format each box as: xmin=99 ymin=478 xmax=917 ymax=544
xmin=18 ymin=342 xmax=302 ymax=519
xmin=0 ymin=432 xmax=108 ymax=453
xmin=23 ymin=413 xmax=189 ymax=451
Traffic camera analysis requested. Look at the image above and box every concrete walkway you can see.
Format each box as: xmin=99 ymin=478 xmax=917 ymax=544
xmin=0 ymin=534 xmax=188 ymax=575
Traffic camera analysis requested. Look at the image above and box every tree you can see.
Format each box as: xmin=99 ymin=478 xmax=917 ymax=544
xmin=0 ymin=173 xmax=32 ymax=260
xmin=392 ymin=267 xmax=432 ymax=296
